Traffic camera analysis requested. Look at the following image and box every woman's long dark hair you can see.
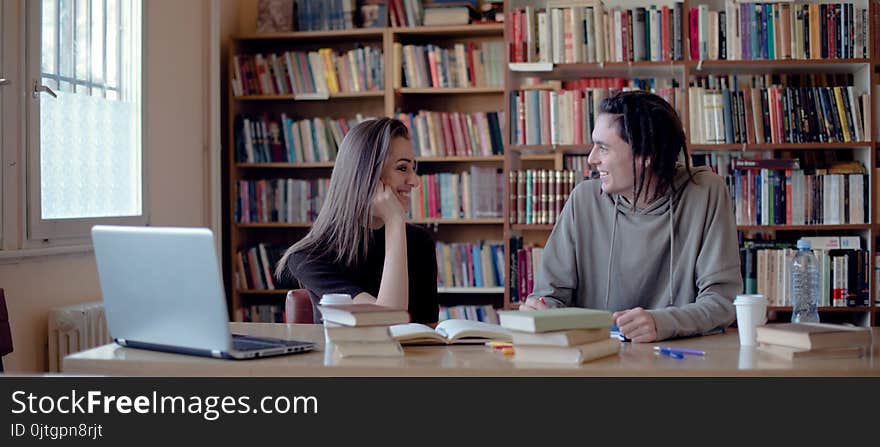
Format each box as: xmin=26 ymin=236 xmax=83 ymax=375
xmin=275 ymin=118 xmax=409 ymax=280
xmin=599 ymin=90 xmax=692 ymax=206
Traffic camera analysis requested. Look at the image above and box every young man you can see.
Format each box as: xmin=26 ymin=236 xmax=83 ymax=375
xmin=520 ymin=91 xmax=741 ymax=342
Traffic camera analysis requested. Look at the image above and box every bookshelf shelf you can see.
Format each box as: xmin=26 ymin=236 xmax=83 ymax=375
xmin=410 ymin=218 xmax=505 ymax=225
xmin=438 ymin=287 xmax=505 ymax=294
xmin=235 ymin=162 xmax=334 ymax=169
xmin=737 ymin=225 xmax=872 ymax=232
xmin=689 ymin=142 xmax=873 ymax=151
xmin=238 ymin=289 xmax=287 ymax=295
xmin=768 ymin=306 xmax=872 ymax=313
xmin=397 ymin=87 xmax=504 ymax=94
xmin=236 ymin=28 xmax=385 ymax=41
xmin=511 ymin=224 xmax=554 ymax=231
xmin=417 ymin=155 xmax=504 ymax=163
xmin=234 ymin=91 xmax=385 ymax=101
xmin=689 ymin=58 xmax=873 ymax=74
xmin=235 ymin=223 xmax=312 ymax=229
xmin=518 ymin=154 xmax=557 ymax=161
xmin=391 ymin=23 xmax=504 ymax=36
xmin=509 ymin=144 xmax=588 ymax=153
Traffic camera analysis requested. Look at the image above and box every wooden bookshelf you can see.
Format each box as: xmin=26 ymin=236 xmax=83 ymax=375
xmin=397 ymin=87 xmax=504 ymax=94
xmin=391 ymin=23 xmax=504 ymax=36
xmin=228 ymin=1 xmax=879 ymax=326
xmin=737 ymin=225 xmax=873 ymax=232
xmin=226 ymin=16 xmax=508 ymax=323
xmin=501 ymin=0 xmax=879 ymax=327
xmin=418 ymin=155 xmax=504 ymax=163
xmin=235 ymin=162 xmax=334 ymax=169
xmin=236 ymin=28 xmax=385 ymax=41
xmin=234 ymin=91 xmax=385 ymax=101
xmin=410 ymin=218 xmax=505 ymax=225
xmin=238 ymin=289 xmax=287 ymax=295
xmin=768 ymin=306 xmax=873 ymax=313
xmin=689 ymin=142 xmax=874 ymax=151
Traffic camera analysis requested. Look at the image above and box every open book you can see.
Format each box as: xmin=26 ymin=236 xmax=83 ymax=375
xmin=390 ymin=320 xmax=513 ymax=345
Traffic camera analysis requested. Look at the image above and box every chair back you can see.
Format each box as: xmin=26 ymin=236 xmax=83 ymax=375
xmin=284 ymin=289 xmax=315 ymax=324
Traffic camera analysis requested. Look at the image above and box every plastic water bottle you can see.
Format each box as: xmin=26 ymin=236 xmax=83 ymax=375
xmin=790 ymin=239 xmax=820 ymax=323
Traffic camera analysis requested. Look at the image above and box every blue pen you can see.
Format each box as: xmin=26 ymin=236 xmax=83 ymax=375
xmin=654 ymin=346 xmax=706 ymax=356
xmin=655 ymin=349 xmax=684 ymax=359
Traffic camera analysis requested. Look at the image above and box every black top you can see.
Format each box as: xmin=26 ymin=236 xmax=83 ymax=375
xmin=287 ymin=224 xmax=439 ymax=324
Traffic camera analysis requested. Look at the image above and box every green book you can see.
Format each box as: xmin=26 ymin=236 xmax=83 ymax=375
xmin=498 ymin=308 xmax=613 ymax=333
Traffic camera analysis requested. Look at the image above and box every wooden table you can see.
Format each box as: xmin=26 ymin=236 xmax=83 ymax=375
xmin=62 ymin=323 xmax=880 ymax=376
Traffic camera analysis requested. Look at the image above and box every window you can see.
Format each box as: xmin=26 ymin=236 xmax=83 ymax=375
xmin=25 ymin=0 xmax=145 ymax=243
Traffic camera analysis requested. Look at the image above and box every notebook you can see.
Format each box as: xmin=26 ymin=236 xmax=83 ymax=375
xmin=91 ymin=225 xmax=315 ymax=359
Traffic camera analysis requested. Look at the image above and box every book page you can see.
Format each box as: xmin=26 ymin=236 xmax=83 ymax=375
xmin=436 ymin=319 xmax=512 ymax=343
xmin=389 ymin=323 xmax=446 ymax=345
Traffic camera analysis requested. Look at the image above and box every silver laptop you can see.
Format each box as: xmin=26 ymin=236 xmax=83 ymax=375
xmin=91 ymin=225 xmax=314 ymax=359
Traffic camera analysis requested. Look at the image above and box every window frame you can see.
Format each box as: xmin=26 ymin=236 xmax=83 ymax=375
xmin=23 ymin=0 xmax=148 ymax=247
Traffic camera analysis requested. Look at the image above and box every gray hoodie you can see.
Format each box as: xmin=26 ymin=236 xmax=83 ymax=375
xmin=529 ymin=165 xmax=741 ymax=341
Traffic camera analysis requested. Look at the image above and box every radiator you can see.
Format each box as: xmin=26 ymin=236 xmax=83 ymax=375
xmin=48 ymin=301 xmax=110 ymax=372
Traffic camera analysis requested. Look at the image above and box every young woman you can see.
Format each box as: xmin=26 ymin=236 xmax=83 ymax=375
xmin=521 ymin=90 xmax=742 ymax=342
xmin=276 ymin=118 xmax=438 ymax=324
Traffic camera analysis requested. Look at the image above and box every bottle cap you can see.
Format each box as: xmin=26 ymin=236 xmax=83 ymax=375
xmin=796 ymin=239 xmax=811 ymax=250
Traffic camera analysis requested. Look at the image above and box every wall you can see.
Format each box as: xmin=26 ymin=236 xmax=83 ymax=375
xmin=1 ymin=0 xmax=212 ymax=373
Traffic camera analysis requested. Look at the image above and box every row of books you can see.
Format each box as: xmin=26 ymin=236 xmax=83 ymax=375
xmin=690 ymin=2 xmax=870 ymax=61
xmin=508 ymin=237 xmax=542 ymax=304
xmin=727 ymin=162 xmax=868 ymax=226
xmin=396 ymin=41 xmax=505 ymax=89
xmin=564 ymin=154 xmax=599 ymax=179
xmin=693 ymin=155 xmax=869 ymax=226
xmin=235 ymin=178 xmax=329 ymax=224
xmin=688 ymin=75 xmax=868 ymax=145
xmin=409 ymin=168 xmax=504 ymax=220
xmin=510 ymin=77 xmax=682 ymax=146
xmin=294 ymin=0 xmax=355 ymax=31
xmin=236 ymin=114 xmax=367 ymax=163
xmin=741 ymin=237 xmax=870 ymax=307
xmin=398 ymin=110 xmax=504 ymax=157
xmin=438 ymin=305 xmax=499 ymax=324
xmin=508 ymin=170 xmax=580 ymax=226
xmin=509 ymin=4 xmax=685 ymax=64
xmin=235 ymin=244 xmax=290 ymax=291
xmin=387 ymin=0 xmax=426 ymax=27
xmin=232 ymin=47 xmax=384 ymax=97
xmin=435 ymin=241 xmax=505 ymax=289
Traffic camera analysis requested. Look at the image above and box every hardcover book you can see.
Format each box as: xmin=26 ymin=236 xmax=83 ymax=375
xmin=318 ymin=303 xmax=410 ymax=327
xmin=513 ymin=338 xmax=620 ymax=364
xmin=755 ymin=323 xmax=871 ymax=350
xmin=498 ymin=308 xmax=613 ymax=333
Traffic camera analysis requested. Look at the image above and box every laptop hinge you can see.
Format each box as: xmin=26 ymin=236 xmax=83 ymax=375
xmin=210 ymin=350 xmax=223 ymax=358
xmin=117 ymin=338 xmax=127 ymax=346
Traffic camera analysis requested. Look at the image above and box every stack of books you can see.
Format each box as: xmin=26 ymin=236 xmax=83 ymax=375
xmin=498 ymin=308 xmax=620 ymax=364
xmin=318 ymin=304 xmax=410 ymax=357
xmin=755 ymin=322 xmax=872 ymax=360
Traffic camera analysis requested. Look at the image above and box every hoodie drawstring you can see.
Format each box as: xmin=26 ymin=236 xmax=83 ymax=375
xmin=668 ymin=194 xmax=675 ymax=306
xmin=605 ymin=192 xmax=677 ymax=309
xmin=604 ymin=196 xmax=620 ymax=308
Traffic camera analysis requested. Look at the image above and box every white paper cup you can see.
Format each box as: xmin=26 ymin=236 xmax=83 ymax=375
xmin=320 ymin=293 xmax=352 ymax=306
xmin=733 ymin=294 xmax=768 ymax=346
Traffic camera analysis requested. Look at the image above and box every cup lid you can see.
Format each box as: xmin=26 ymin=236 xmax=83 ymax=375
xmin=320 ymin=293 xmax=353 ymax=305
xmin=734 ymin=294 xmax=767 ymax=305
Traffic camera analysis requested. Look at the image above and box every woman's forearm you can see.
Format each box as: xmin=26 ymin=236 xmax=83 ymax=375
xmin=375 ymin=218 xmax=408 ymax=310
